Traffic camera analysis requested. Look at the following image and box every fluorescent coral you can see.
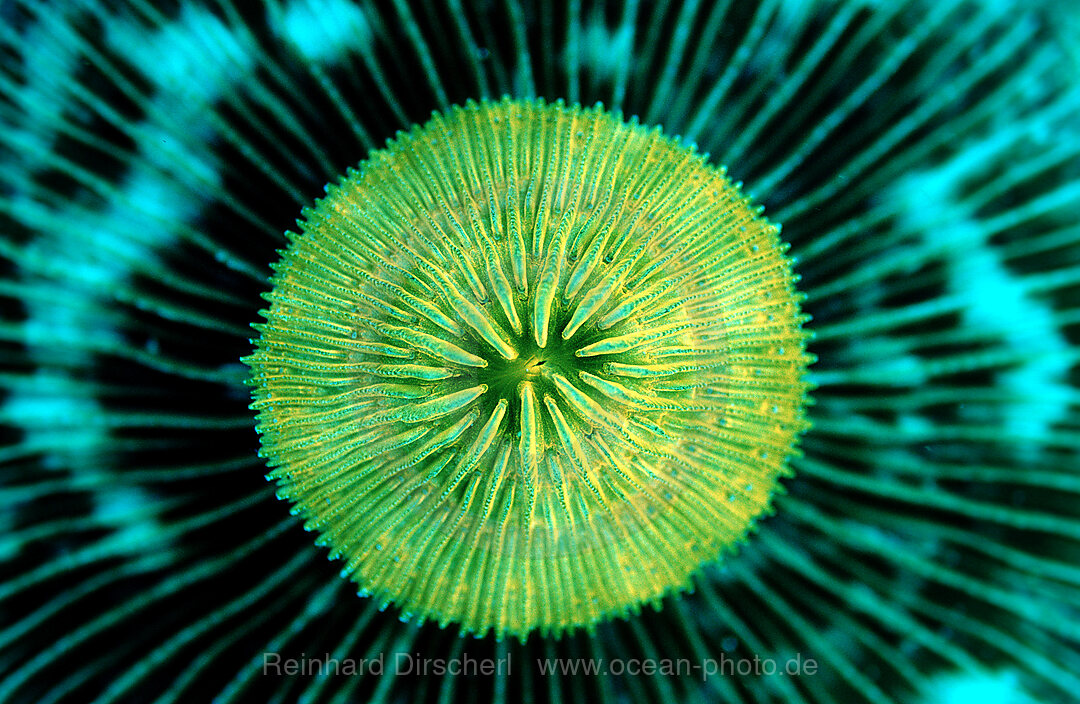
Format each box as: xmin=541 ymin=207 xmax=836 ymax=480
xmin=246 ymin=98 xmax=810 ymax=639
xmin=0 ymin=1 xmax=1078 ymax=703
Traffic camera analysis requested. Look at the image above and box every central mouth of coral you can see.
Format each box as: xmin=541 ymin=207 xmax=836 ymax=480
xmin=478 ymin=335 xmax=577 ymax=397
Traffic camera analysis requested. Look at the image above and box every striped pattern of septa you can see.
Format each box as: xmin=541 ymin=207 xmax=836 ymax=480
xmin=245 ymin=98 xmax=812 ymax=640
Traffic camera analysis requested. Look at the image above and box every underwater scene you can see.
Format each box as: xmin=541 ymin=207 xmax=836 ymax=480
xmin=1 ymin=1 xmax=1078 ymax=703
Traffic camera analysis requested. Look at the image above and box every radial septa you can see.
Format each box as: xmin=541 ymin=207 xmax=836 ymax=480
xmin=246 ymin=98 xmax=811 ymax=639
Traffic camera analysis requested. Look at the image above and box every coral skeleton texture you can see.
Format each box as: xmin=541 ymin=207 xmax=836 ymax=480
xmin=0 ymin=1 xmax=1078 ymax=703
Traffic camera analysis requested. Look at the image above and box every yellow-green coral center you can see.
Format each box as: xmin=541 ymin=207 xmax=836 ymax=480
xmin=245 ymin=98 xmax=811 ymax=640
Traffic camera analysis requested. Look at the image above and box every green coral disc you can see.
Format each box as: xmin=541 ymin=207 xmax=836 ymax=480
xmin=245 ymin=98 xmax=812 ymax=640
